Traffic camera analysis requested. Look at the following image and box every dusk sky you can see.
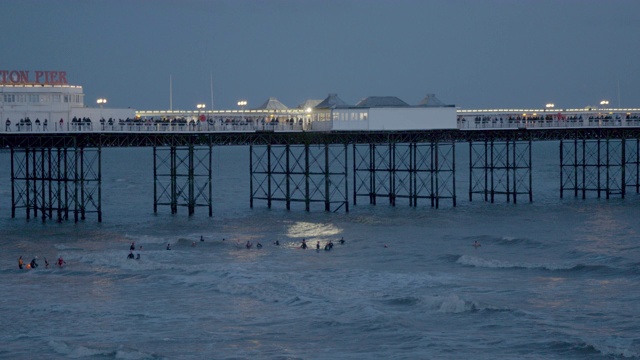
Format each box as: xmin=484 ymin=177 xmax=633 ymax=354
xmin=3 ymin=0 xmax=639 ymax=111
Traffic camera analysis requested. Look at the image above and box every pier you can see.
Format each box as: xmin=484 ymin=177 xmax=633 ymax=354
xmin=1 ymin=108 xmax=640 ymax=222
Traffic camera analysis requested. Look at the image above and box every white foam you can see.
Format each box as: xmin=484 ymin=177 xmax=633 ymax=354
xmin=456 ymin=254 xmax=573 ymax=271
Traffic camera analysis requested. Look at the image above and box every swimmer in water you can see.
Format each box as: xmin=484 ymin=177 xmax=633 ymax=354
xmin=301 ymin=239 xmax=307 ymax=250
xmin=256 ymin=242 xmax=263 ymax=249
xmin=316 ymin=241 xmax=320 ymax=250
xmin=200 ymin=236 xmax=205 ymax=242
xmin=57 ymin=257 xmax=66 ymax=267
xmin=246 ymin=241 xmax=253 ymax=249
xmin=473 ymin=241 xmax=481 ymax=248
xmin=18 ymin=256 xmax=24 ymax=269
xmin=166 ymin=243 xmax=171 ymax=250
xmin=339 ymin=237 xmax=345 ymax=245
xmin=274 ymin=240 xmax=280 ymax=246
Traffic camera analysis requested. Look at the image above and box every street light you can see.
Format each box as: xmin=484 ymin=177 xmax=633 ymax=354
xmin=237 ymin=100 xmax=247 ymax=122
xmin=600 ymin=100 xmax=609 ymax=108
xmin=545 ymin=103 xmax=555 ymax=109
xmin=197 ymin=103 xmax=206 ymax=121
xmin=97 ymin=98 xmax=107 ymax=122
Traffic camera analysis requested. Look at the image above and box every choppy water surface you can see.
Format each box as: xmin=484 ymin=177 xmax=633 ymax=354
xmin=1 ymin=143 xmax=639 ymax=359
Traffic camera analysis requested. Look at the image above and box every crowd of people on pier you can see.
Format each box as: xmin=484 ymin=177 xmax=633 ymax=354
xmin=6 ymin=111 xmax=640 ymax=133
xmin=3 ymin=115 xmax=307 ymax=132
xmin=458 ymin=112 xmax=640 ymax=129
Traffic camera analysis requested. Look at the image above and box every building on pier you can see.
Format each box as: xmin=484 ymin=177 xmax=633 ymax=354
xmin=311 ymin=93 xmax=457 ymax=131
xmin=0 ymin=69 xmax=135 ymax=126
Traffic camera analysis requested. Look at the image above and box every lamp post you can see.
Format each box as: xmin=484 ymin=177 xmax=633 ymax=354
xmin=97 ymin=98 xmax=107 ymax=124
xmin=305 ymin=106 xmax=312 ymax=130
xmin=545 ymin=103 xmax=555 ymax=109
xmin=237 ymin=100 xmax=247 ymax=123
xmin=600 ymin=100 xmax=609 ymax=108
xmin=197 ymin=103 xmax=206 ymax=120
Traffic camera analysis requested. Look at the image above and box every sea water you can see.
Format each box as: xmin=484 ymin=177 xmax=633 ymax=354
xmin=0 ymin=142 xmax=639 ymax=359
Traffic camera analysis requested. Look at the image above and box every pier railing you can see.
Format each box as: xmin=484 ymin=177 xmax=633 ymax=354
xmin=3 ymin=111 xmax=640 ymax=134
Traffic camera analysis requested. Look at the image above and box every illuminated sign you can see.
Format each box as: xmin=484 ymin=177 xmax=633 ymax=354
xmin=0 ymin=70 xmax=68 ymax=85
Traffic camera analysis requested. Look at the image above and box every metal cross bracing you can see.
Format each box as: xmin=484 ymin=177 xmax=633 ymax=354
xmin=153 ymin=145 xmax=213 ymax=216
xmin=625 ymin=138 xmax=640 ymax=194
xmin=469 ymin=138 xmax=532 ymax=203
xmin=11 ymin=146 xmax=101 ymax=222
xmin=353 ymin=142 xmax=456 ymax=209
xmin=250 ymin=143 xmax=349 ymax=212
xmin=560 ymin=137 xmax=626 ymax=199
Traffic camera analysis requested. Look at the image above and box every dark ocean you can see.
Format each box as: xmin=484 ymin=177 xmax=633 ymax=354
xmin=1 ymin=141 xmax=639 ymax=359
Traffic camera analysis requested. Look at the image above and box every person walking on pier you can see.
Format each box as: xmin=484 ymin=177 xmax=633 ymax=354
xmin=5 ymin=119 xmax=10 ymax=132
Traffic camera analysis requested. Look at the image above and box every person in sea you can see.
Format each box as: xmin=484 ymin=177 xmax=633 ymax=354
xmin=300 ymin=239 xmax=307 ymax=249
xmin=44 ymin=258 xmax=50 ymax=268
xmin=316 ymin=241 xmax=320 ymax=250
xmin=339 ymin=237 xmax=345 ymax=245
xmin=473 ymin=241 xmax=481 ymax=248
xmin=57 ymin=257 xmax=66 ymax=267
xmin=273 ymin=240 xmax=280 ymax=246
xmin=30 ymin=256 xmax=39 ymax=269
xmin=18 ymin=256 xmax=24 ymax=269
xmin=166 ymin=243 xmax=171 ymax=250
xmin=245 ymin=241 xmax=253 ymax=249
xmin=256 ymin=242 xmax=263 ymax=249
xmin=200 ymin=236 xmax=205 ymax=242
xmin=130 ymin=242 xmax=135 ymax=251
xmin=324 ymin=243 xmax=331 ymax=251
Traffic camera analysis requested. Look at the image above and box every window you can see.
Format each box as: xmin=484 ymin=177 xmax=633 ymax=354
xmin=52 ymin=94 xmax=61 ymax=102
xmin=3 ymin=94 xmax=14 ymax=103
xmin=29 ymin=94 xmax=39 ymax=103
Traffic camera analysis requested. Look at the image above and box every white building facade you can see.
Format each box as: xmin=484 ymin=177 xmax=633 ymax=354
xmin=0 ymin=69 xmax=134 ymax=129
